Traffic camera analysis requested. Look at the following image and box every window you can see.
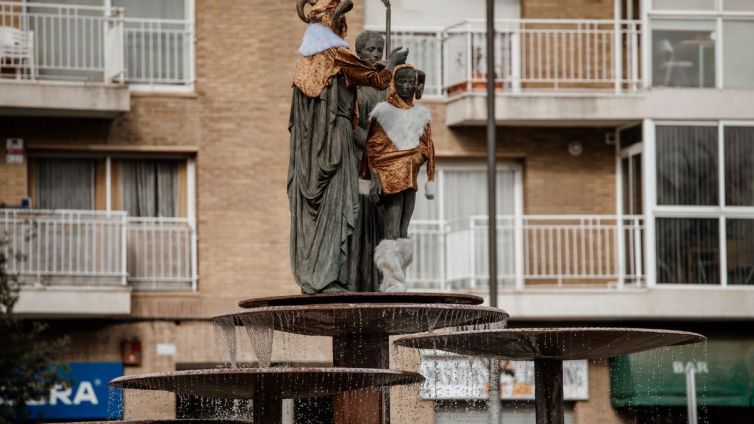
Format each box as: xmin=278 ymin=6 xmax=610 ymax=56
xmin=408 ymin=163 xmax=522 ymax=290
xmin=33 ymin=158 xmax=95 ymax=210
xmin=653 ymin=124 xmax=754 ymax=286
xmin=120 ymin=159 xmax=180 ymax=218
xmin=649 ymin=3 xmax=754 ymax=88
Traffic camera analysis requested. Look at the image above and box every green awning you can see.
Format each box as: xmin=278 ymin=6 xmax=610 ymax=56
xmin=611 ymin=339 xmax=754 ymax=408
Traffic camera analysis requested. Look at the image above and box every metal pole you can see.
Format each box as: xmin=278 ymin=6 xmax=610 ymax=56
xmin=385 ymin=5 xmax=391 ymax=56
xmin=686 ymin=367 xmax=698 ymax=424
xmin=486 ymin=0 xmax=500 ymax=422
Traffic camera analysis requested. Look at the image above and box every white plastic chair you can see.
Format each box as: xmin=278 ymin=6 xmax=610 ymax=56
xmin=0 ymin=26 xmax=35 ymax=79
xmin=657 ymin=39 xmax=692 ymax=87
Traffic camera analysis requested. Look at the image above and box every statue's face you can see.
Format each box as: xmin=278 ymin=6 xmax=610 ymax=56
xmin=395 ymin=69 xmax=417 ymax=102
xmin=358 ymin=36 xmax=384 ymax=65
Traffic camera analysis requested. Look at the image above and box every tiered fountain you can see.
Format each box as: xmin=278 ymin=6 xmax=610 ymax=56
xmin=94 ymin=292 xmax=704 ymax=424
xmin=107 ymin=292 xmax=509 ymax=423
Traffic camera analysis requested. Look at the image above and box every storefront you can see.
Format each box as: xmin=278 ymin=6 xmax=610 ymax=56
xmin=611 ymin=339 xmax=754 ymax=423
xmin=421 ymin=355 xmax=588 ymax=423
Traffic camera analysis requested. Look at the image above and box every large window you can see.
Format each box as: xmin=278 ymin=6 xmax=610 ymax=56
xmin=120 ymin=159 xmax=179 ymax=218
xmin=650 ymin=2 xmax=754 ymax=88
xmin=653 ymin=124 xmax=754 ymax=286
xmin=32 ymin=158 xmax=95 ymax=209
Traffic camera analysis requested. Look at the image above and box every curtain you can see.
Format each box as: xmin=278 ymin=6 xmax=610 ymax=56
xmin=121 ymin=159 xmax=178 ymax=217
xmin=656 ymin=126 xmax=718 ymax=206
xmin=35 ymin=158 xmax=95 ymax=210
xmin=113 ymin=0 xmax=185 ymax=19
xmin=656 ymin=218 xmax=719 ymax=285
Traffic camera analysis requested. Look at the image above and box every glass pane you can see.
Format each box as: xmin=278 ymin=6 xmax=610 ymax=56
xmin=652 ymin=20 xmax=716 ymax=87
xmin=727 ymin=219 xmax=754 ymax=285
xmin=724 ymin=0 xmax=754 ymax=11
xmin=723 ymin=20 xmax=754 ymax=89
xmin=621 ymin=157 xmax=631 ymax=215
xmin=656 ymin=126 xmax=718 ymax=206
xmin=113 ymin=0 xmax=186 ymax=19
xmin=656 ymin=218 xmax=720 ymax=285
xmin=34 ymin=158 xmax=95 ymax=210
xmin=725 ymin=126 xmax=754 ymax=206
xmin=632 ymin=155 xmax=643 ymax=214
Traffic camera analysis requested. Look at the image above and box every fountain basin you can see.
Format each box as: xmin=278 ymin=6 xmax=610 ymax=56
xmin=394 ymin=327 xmax=706 ymax=359
xmin=217 ymin=303 xmax=508 ymax=337
xmin=109 ymin=368 xmax=423 ymax=399
xmin=238 ymin=292 xmax=484 ymax=308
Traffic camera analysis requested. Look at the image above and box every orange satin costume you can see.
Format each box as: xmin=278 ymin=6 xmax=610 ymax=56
xmin=360 ymin=65 xmax=436 ymax=195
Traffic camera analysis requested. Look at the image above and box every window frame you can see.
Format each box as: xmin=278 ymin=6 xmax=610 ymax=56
xmin=645 ymin=119 xmax=754 ymax=288
xmin=645 ymin=0 xmax=754 ymax=89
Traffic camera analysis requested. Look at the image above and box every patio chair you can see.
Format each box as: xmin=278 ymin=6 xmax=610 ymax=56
xmin=0 ymin=26 xmax=35 ymax=79
xmin=657 ymin=39 xmax=692 ymax=87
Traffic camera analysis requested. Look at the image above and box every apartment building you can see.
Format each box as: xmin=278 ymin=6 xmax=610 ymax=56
xmin=0 ymin=0 xmax=752 ymax=422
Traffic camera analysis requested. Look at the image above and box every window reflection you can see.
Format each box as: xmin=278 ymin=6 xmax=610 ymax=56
xmin=652 ymin=22 xmax=716 ymax=88
xmin=657 ymin=218 xmax=720 ymax=285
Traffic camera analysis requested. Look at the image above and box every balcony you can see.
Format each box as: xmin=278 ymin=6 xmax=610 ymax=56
xmin=392 ymin=19 xmax=644 ymax=125
xmin=0 ymin=1 xmax=194 ymax=117
xmin=407 ymin=215 xmax=645 ymax=291
xmin=407 ymin=214 xmax=754 ymax=320
xmin=0 ymin=209 xmax=197 ymax=316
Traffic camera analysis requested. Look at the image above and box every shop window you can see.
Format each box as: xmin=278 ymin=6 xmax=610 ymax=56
xmin=32 ymin=158 xmax=95 ymax=210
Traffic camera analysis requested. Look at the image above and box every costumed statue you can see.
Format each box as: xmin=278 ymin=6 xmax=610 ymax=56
xmin=350 ymin=30 xmax=387 ymax=292
xmin=288 ymin=0 xmax=408 ymax=294
xmin=359 ymin=64 xmax=435 ymax=292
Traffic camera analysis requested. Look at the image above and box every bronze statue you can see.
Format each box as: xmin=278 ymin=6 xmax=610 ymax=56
xmin=359 ymin=64 xmax=436 ymax=292
xmin=349 ymin=30 xmax=387 ymax=292
xmin=288 ymin=0 xmax=407 ymax=294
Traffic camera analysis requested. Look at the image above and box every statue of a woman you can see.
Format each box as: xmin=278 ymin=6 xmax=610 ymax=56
xmin=359 ymin=64 xmax=436 ymax=292
xmin=288 ymin=0 xmax=407 ymax=294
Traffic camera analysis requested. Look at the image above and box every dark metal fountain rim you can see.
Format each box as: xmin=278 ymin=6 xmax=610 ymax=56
xmin=109 ymin=366 xmax=423 ymax=387
xmin=218 ymin=303 xmax=506 ymax=318
xmin=238 ymin=292 xmax=484 ymax=308
xmin=394 ymin=327 xmax=706 ymax=360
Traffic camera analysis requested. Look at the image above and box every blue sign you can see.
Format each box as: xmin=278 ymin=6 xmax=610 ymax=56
xmin=26 ymin=362 xmax=124 ymax=421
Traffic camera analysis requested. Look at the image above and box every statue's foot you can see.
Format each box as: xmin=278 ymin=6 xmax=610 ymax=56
xmin=381 ymin=282 xmax=407 ymax=293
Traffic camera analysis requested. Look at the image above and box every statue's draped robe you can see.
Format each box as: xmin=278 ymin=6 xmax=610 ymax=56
xmin=349 ymin=85 xmax=387 ymax=291
xmin=289 ymin=46 xmax=390 ymax=294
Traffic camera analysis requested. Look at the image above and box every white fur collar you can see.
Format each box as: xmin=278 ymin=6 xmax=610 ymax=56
xmin=298 ymin=23 xmax=349 ymax=57
xmin=369 ymin=102 xmax=431 ymax=151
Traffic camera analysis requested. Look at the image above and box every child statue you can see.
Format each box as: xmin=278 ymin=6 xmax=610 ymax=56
xmin=359 ymin=64 xmax=436 ymax=292
xmin=289 ymin=0 xmax=407 ymax=294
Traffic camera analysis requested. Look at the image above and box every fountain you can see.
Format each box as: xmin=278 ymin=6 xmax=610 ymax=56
xmin=105 ymin=292 xmax=509 ymax=423
xmin=395 ymin=327 xmax=706 ymax=424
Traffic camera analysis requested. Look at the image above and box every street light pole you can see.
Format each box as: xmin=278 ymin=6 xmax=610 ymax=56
xmin=486 ymin=0 xmax=500 ymax=423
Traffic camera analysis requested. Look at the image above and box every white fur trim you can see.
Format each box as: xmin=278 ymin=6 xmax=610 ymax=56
xmin=375 ymin=239 xmax=414 ymax=292
xmin=369 ymin=103 xmax=431 ymax=151
xmin=358 ymin=179 xmax=373 ymax=195
xmin=298 ymin=23 xmax=349 ymax=57
xmin=425 ymin=180 xmax=436 ymax=200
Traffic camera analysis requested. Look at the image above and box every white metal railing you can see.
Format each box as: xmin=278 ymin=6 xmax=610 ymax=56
xmin=0 ymin=1 xmax=124 ymax=82
xmin=388 ymin=18 xmax=642 ymax=96
xmin=407 ymin=215 xmax=645 ymax=291
xmin=0 ymin=209 xmax=196 ymax=291
xmin=123 ymin=17 xmax=194 ymax=86
xmin=126 ymin=217 xmax=197 ymax=291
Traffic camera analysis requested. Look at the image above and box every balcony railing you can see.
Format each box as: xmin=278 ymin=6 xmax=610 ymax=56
xmin=0 ymin=1 xmax=193 ymax=86
xmin=407 ymin=215 xmax=645 ymax=291
xmin=0 ymin=209 xmax=197 ymax=291
xmin=389 ymin=18 xmax=642 ymax=96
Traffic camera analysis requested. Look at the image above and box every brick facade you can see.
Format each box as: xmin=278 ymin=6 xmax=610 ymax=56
xmin=1 ymin=0 xmax=627 ymax=422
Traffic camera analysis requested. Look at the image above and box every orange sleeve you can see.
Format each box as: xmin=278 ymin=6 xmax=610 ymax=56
xmin=425 ymin=125 xmax=436 ymax=182
xmin=334 ymin=48 xmax=391 ymax=90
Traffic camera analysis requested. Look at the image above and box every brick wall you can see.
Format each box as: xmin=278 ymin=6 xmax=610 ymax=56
xmin=522 ymin=0 xmax=615 ymax=19
xmin=0 ymin=144 xmax=25 ymax=205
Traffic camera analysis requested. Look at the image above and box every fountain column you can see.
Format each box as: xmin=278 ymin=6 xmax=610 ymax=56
xmin=333 ymin=333 xmax=390 ymax=424
xmin=534 ymin=359 xmax=564 ymax=424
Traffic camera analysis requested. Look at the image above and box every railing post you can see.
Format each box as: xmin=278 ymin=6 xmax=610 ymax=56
xmin=613 ymin=4 xmax=623 ymax=93
xmin=121 ymin=214 xmax=127 ymax=286
xmin=633 ymin=217 xmax=644 ymax=286
xmin=104 ymin=7 xmax=125 ymax=83
xmin=466 ymin=30 xmax=473 ymax=92
xmin=435 ymin=31 xmax=444 ymax=97
xmin=190 ymin=219 xmax=198 ymax=292
xmin=511 ymin=22 xmax=522 ymax=93
xmin=630 ymin=22 xmax=639 ymax=91
xmin=469 ymin=217 xmax=476 ymax=289
xmin=617 ymin=216 xmax=626 ymax=288
xmin=515 ymin=214 xmax=525 ymax=289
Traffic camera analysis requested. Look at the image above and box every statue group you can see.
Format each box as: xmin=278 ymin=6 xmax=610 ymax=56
xmin=288 ymin=0 xmax=435 ymax=294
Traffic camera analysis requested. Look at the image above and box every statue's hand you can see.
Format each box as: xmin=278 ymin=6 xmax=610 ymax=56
xmin=369 ymin=175 xmax=383 ymax=203
xmin=353 ymin=127 xmax=367 ymax=148
xmin=387 ymin=47 xmax=409 ymax=71
xmin=373 ymin=61 xmax=386 ymax=71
